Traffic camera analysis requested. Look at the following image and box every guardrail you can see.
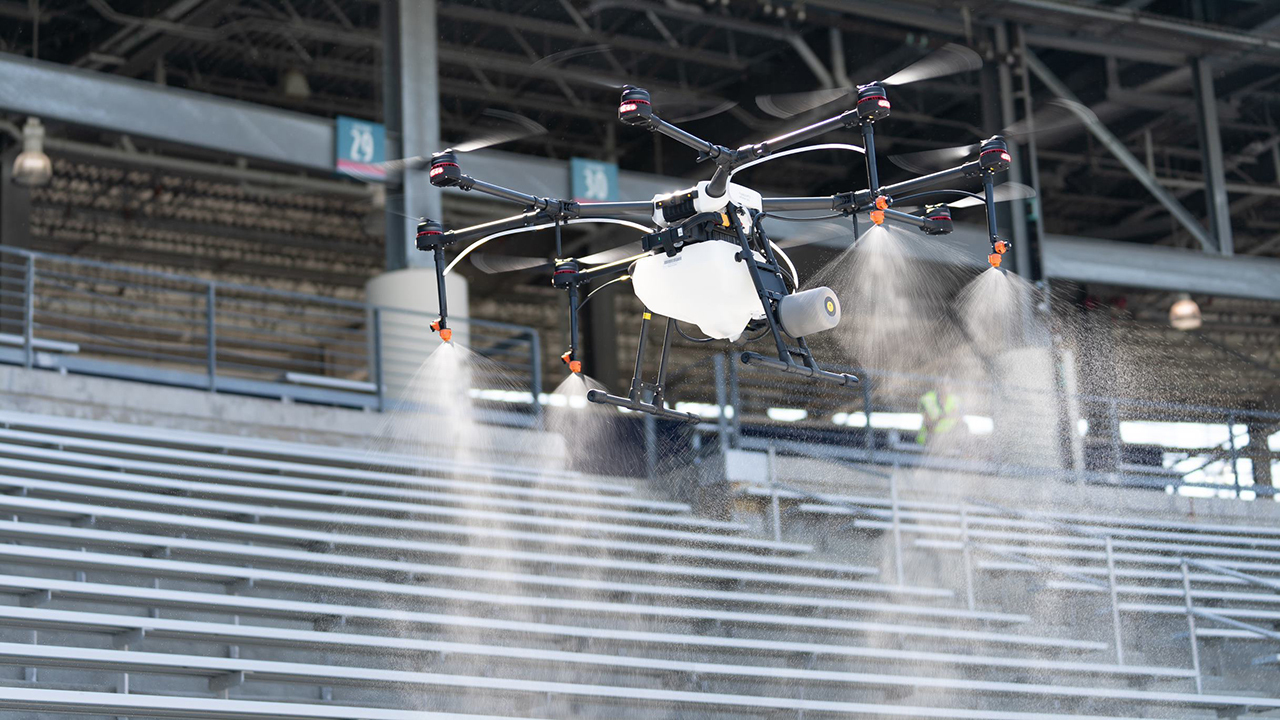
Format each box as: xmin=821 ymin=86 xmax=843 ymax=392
xmin=0 ymin=247 xmax=541 ymax=418
xmin=667 ymin=351 xmax=1277 ymax=498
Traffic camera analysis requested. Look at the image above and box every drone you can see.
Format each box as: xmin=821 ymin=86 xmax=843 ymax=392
xmin=408 ymin=44 xmax=1032 ymax=422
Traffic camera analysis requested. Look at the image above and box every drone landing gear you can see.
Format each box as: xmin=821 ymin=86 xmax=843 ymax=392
xmin=729 ymin=214 xmax=859 ymax=388
xmin=586 ymin=310 xmax=700 ymax=422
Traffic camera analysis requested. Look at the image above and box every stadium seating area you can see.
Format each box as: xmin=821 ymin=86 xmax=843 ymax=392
xmin=0 ymin=408 xmax=1277 ymax=719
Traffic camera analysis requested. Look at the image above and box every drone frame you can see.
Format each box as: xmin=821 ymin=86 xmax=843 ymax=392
xmin=414 ymin=82 xmax=1015 ymax=421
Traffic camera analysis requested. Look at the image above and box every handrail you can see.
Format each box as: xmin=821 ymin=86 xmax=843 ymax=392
xmin=0 ymin=246 xmax=543 ymax=418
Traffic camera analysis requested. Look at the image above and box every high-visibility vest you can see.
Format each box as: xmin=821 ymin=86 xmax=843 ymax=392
xmin=917 ymin=391 xmax=960 ymax=445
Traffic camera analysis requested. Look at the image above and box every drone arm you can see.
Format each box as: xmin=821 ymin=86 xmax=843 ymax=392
xmin=871 ymin=160 xmax=981 ymax=203
xmin=458 ymin=176 xmax=545 ymax=208
xmin=760 ymin=196 xmax=845 ymax=212
xmin=429 ymin=211 xmax=546 ymax=247
xmin=746 ymin=111 xmax=859 ymax=159
xmin=575 ymin=201 xmax=654 ymax=218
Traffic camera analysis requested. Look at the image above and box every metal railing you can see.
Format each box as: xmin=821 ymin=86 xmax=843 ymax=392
xmin=752 ymin=457 xmax=1280 ymax=699
xmin=0 ymin=247 xmax=541 ymax=418
xmin=672 ymin=351 xmax=1278 ymax=498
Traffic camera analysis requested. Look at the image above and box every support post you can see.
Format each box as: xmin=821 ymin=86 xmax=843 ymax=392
xmin=1192 ymin=58 xmax=1232 ymax=255
xmin=960 ymin=504 xmax=976 ymax=611
xmin=206 ymin=283 xmax=216 ymax=391
xmin=372 ymin=307 xmax=385 ymax=412
xmin=528 ymin=328 xmax=542 ymax=424
xmin=23 ymin=254 xmax=33 ymax=369
xmin=767 ymin=445 xmax=782 ymax=543
xmin=382 ymin=0 xmax=442 ymax=270
xmin=1226 ymin=414 xmax=1241 ymax=495
xmin=714 ymin=353 xmax=729 ymax=456
xmin=1105 ymin=536 xmax=1125 ymax=665
xmin=1181 ymin=560 xmax=1203 ymax=693
xmin=889 ymin=466 xmax=905 ymax=586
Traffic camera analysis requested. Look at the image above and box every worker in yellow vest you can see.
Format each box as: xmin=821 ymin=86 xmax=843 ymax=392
xmin=917 ymin=390 xmax=961 ymax=446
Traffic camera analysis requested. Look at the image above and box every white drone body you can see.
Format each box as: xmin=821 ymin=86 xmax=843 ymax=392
xmin=632 ymin=181 xmax=769 ymax=342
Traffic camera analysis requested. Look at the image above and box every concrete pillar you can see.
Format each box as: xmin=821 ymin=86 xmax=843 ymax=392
xmin=381 ymin=0 xmax=441 ymax=271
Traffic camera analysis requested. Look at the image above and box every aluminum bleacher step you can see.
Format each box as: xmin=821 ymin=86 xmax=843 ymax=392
xmin=0 ymin=499 xmax=890 ymax=589
xmin=0 ymin=524 xmax=982 ymax=620
xmin=0 ymin=427 xmax=693 ymax=515
xmin=0 ymin=641 xmax=1261 ymax=715
xmin=0 ymin=441 xmax=731 ymax=530
xmin=0 ymin=470 xmax=816 ymax=559
xmin=0 ymin=409 xmax=598 ymax=491
xmin=0 ymin=686 xmax=522 ymax=720
xmin=0 ymin=548 xmax=1047 ymax=645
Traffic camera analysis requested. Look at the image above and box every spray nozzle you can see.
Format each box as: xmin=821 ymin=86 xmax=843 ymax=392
xmin=873 ymin=196 xmax=889 ymax=210
xmin=870 ymin=209 xmax=885 ymax=226
xmin=988 ymin=238 xmax=1010 ymax=268
xmin=430 ymin=319 xmax=452 ymax=342
xmin=561 ymin=351 xmax=581 ymax=374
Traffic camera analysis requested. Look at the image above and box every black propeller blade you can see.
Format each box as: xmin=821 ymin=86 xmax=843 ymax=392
xmin=756 ymin=43 xmax=982 ymax=119
xmin=376 ymin=110 xmax=547 ymax=175
xmin=889 ymin=99 xmax=1090 ymax=174
xmin=945 ymin=182 xmax=1037 ymax=209
xmin=469 ymin=242 xmax=648 ymax=276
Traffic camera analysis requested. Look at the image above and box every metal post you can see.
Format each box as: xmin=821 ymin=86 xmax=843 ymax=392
xmin=528 ymin=328 xmax=542 ymax=423
xmin=205 ymin=283 xmax=217 ymax=392
xmin=1105 ymin=536 xmax=1125 ymax=665
xmin=23 ymin=254 xmax=34 ymax=369
xmin=644 ymin=412 xmax=657 ymax=480
xmin=728 ymin=353 xmax=741 ymax=447
xmin=889 ymin=465 xmax=905 ymax=586
xmin=767 ymin=444 xmax=782 ymax=543
xmin=862 ymin=375 xmax=875 ymax=464
xmin=372 ymin=307 xmax=385 ymax=412
xmin=1108 ymin=399 xmax=1121 ymax=474
xmin=1192 ymin=57 xmax=1232 ymax=255
xmin=1180 ymin=560 xmax=1203 ymax=693
xmin=1226 ymin=413 xmax=1241 ymax=495
xmin=713 ymin=353 xmax=729 ymax=455
xmin=960 ymin=504 xmax=976 ymax=611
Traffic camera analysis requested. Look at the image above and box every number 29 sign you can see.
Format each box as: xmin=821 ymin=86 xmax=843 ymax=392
xmin=335 ymin=116 xmax=386 ymax=182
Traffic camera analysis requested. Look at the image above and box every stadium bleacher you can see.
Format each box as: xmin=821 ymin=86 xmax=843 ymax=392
xmin=0 ymin=410 xmax=1277 ymax=719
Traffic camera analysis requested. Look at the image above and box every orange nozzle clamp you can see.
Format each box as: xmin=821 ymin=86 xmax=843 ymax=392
xmin=430 ymin=320 xmax=441 ymax=332
xmin=988 ymin=253 xmax=1003 ymax=268
xmin=439 ymin=328 xmax=452 ymax=342
xmin=870 ymin=209 xmax=885 ymax=225
xmin=874 ymin=196 xmax=889 ymax=210
xmin=568 ymin=360 xmax=582 ymax=374
xmin=561 ymin=351 xmax=572 ymax=364
xmin=993 ymin=240 xmax=1010 ymax=255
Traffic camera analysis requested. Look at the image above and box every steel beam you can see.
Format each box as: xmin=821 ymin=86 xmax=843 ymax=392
xmin=0 ymin=55 xmax=332 ymax=171
xmin=1024 ymin=51 xmax=1216 ymax=253
xmin=1192 ymin=58 xmax=1233 ymax=255
xmin=1041 ymin=235 xmax=1280 ymax=302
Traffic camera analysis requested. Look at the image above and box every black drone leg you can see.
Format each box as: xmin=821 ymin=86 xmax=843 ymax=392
xmin=628 ymin=310 xmax=651 ymax=402
xmin=652 ymin=317 xmax=675 ymax=408
xmin=587 ymin=310 xmax=699 ymax=422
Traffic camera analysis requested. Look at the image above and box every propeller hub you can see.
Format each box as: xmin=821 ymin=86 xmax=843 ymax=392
xmin=415 ymin=218 xmax=445 ymax=251
xmin=552 ymin=259 xmax=581 ymax=288
xmin=619 ymin=86 xmax=653 ymax=126
xmin=921 ymin=204 xmax=953 ymax=236
xmin=978 ymin=136 xmax=1012 ymax=173
xmin=429 ymin=150 xmax=462 ymax=187
xmin=855 ymin=83 xmax=891 ymax=123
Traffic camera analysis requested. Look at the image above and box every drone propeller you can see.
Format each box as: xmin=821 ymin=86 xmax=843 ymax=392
xmin=532 ymin=45 xmax=739 ymax=122
xmin=756 ymin=43 xmax=982 ymax=119
xmin=944 ymin=182 xmax=1037 ymax=209
xmin=888 ymin=99 xmax=1089 ymax=174
xmin=375 ymin=110 xmax=547 ymax=175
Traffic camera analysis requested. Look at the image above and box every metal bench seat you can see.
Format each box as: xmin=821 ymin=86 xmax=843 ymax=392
xmin=0 ymin=677 xmax=1232 ymax=720
xmin=917 ymin=539 xmax=1280 ymax=577
xmin=745 ymin=485 xmax=1280 ymax=543
xmin=0 ymin=606 xmax=1214 ymax=714
xmin=0 ymin=570 xmax=1144 ymax=679
xmin=972 ymin=557 xmax=1274 ymax=587
xmin=0 ymin=546 xmax=1061 ymax=647
xmin=0 ymin=427 xmax=687 ymax=514
xmin=0 ymin=686 xmax=525 ymax=720
xmin=0 ymin=441 xmax=732 ymax=532
xmin=0 ymin=471 xmax=817 ymax=561
xmin=0 ymin=409 xmax=601 ymax=492
xmin=0 ymin=524 xmax=984 ymax=620
xmin=0 ymin=498 xmax=891 ymax=592
xmin=0 ymin=641 xmax=1260 ymax=714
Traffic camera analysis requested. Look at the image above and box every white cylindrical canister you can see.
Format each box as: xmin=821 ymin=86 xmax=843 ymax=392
xmin=778 ymin=287 xmax=841 ymax=338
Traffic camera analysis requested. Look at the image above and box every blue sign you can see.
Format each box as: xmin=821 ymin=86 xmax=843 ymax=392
xmin=335 ymin=116 xmax=386 ymax=181
xmin=570 ymin=157 xmax=619 ymax=202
